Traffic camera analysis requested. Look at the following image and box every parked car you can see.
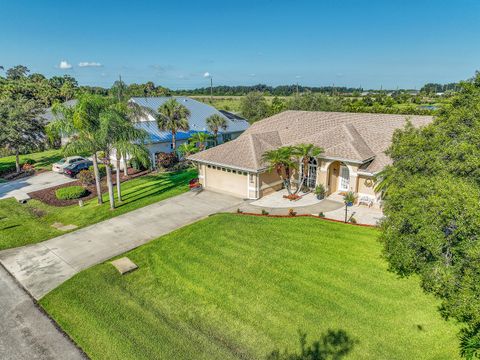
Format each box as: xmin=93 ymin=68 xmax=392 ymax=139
xmin=52 ymin=156 xmax=87 ymax=173
xmin=63 ymin=160 xmax=93 ymax=178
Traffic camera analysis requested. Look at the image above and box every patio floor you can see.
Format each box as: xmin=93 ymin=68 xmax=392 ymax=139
xmin=250 ymin=189 xmax=321 ymax=208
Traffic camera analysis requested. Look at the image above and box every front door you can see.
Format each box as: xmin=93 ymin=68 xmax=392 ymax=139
xmin=338 ymin=165 xmax=350 ymax=191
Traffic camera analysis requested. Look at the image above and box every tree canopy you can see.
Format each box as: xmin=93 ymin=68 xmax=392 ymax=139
xmin=380 ymin=71 xmax=480 ymax=358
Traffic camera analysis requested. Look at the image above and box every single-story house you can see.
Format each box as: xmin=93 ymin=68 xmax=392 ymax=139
xmin=188 ymin=110 xmax=433 ymax=205
xmin=129 ymin=97 xmax=250 ymax=167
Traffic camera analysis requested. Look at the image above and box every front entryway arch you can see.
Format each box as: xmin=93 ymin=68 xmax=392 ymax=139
xmin=327 ymin=161 xmax=350 ymax=195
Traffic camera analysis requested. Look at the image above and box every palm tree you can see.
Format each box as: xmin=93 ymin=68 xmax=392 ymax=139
xmin=155 ymin=98 xmax=190 ymax=154
xmin=109 ymin=104 xmax=150 ymax=202
xmin=97 ymin=106 xmax=150 ymax=208
xmin=118 ymin=101 xmax=156 ymax=176
xmin=48 ymin=95 xmax=108 ymax=205
xmin=189 ymin=131 xmax=211 ymax=151
xmin=178 ymin=142 xmax=198 ymax=158
xmin=292 ymin=143 xmax=323 ymax=194
xmin=262 ymin=146 xmax=296 ymax=195
xmin=374 ymin=166 xmax=394 ymax=199
xmin=206 ymin=114 xmax=227 ymax=146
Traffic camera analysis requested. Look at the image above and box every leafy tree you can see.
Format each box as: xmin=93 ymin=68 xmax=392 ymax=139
xmin=206 ymin=113 xmax=227 ymax=145
xmin=6 ymin=65 xmax=30 ymax=80
xmin=270 ymin=96 xmax=287 ymax=115
xmin=380 ymin=71 xmax=480 ymax=358
xmin=0 ymin=97 xmax=44 ymax=172
xmin=155 ymin=98 xmax=190 ymax=153
xmin=240 ymin=91 xmax=269 ymax=123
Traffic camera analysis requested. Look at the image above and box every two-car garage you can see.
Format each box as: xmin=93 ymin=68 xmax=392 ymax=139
xmin=200 ymin=164 xmax=251 ymax=198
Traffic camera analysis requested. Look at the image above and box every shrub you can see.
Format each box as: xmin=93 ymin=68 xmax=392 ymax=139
xmin=349 ymin=216 xmax=357 ymax=224
xmin=55 ymin=186 xmax=89 ymax=200
xmin=22 ymin=163 xmax=34 ymax=171
xmin=314 ymin=184 xmax=326 ymax=197
xmin=156 ymin=152 xmax=178 ymax=169
xmin=22 ymin=158 xmax=36 ymax=165
xmin=261 ymin=209 xmax=269 ymax=215
xmin=129 ymin=157 xmax=149 ymax=171
xmin=288 ymin=208 xmax=297 ymax=216
xmin=318 ymin=212 xmax=325 ymax=218
xmin=237 ymin=208 xmax=243 ymax=214
xmin=88 ymin=164 xmax=106 ymax=178
xmin=78 ymin=170 xmax=95 ymax=186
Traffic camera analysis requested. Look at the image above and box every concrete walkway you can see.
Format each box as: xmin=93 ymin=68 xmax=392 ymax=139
xmin=0 ymin=265 xmax=85 ymax=360
xmin=0 ymin=190 xmax=243 ymax=299
xmin=0 ymin=171 xmax=75 ymax=201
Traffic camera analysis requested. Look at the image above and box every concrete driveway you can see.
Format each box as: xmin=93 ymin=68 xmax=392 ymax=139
xmin=0 ymin=171 xmax=75 ymax=201
xmin=0 ymin=265 xmax=85 ymax=360
xmin=0 ymin=190 xmax=243 ymax=299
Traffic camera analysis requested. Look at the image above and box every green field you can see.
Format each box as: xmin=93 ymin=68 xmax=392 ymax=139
xmin=41 ymin=215 xmax=460 ymax=360
xmin=0 ymin=169 xmax=196 ymax=250
xmin=0 ymin=149 xmax=63 ymax=175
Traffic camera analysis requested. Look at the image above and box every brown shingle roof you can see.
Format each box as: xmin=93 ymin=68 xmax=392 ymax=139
xmin=189 ymin=110 xmax=433 ymax=173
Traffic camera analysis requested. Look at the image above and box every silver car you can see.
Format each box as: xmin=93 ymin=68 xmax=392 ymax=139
xmin=52 ymin=156 xmax=87 ymax=173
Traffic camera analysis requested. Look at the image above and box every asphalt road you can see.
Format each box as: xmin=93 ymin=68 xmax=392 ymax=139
xmin=0 ymin=265 xmax=85 ymax=360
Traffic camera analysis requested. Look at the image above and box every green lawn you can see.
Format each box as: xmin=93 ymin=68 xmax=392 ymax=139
xmin=41 ymin=215 xmax=460 ymax=360
xmin=0 ymin=169 xmax=197 ymax=250
xmin=0 ymin=149 xmax=63 ymax=175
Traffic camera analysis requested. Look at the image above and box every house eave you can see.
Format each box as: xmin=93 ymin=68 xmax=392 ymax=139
xmin=188 ymin=158 xmax=260 ymax=173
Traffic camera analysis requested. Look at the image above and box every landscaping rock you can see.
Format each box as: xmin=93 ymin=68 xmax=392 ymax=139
xmin=111 ymin=257 xmax=138 ymax=275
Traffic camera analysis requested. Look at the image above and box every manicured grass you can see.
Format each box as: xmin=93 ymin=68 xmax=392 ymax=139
xmin=0 ymin=149 xmax=63 ymax=175
xmin=41 ymin=215 xmax=460 ymax=360
xmin=0 ymin=169 xmax=197 ymax=250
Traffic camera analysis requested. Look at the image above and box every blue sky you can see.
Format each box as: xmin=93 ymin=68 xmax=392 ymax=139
xmin=1 ymin=0 xmax=479 ymax=89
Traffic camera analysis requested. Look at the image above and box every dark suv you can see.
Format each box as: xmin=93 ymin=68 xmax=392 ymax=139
xmin=63 ymin=160 xmax=93 ymax=178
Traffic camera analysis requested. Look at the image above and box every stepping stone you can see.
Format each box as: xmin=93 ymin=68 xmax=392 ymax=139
xmin=15 ymin=193 xmax=31 ymax=203
xmin=111 ymin=257 xmax=138 ymax=275
xmin=51 ymin=222 xmax=78 ymax=231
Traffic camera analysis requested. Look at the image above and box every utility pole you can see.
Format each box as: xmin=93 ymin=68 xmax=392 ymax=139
xmin=296 ymin=82 xmax=299 ymax=96
xmin=210 ymin=77 xmax=213 ymax=101
xmin=118 ymin=74 xmax=123 ymax=101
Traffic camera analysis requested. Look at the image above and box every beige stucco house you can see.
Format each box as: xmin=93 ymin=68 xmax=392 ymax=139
xmin=188 ymin=110 xmax=432 ymax=206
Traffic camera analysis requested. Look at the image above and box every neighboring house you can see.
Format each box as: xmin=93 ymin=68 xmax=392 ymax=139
xmin=129 ymin=97 xmax=250 ymax=167
xmin=42 ymin=99 xmax=78 ymax=146
xmin=188 ymin=110 xmax=433 ymax=205
xmin=44 ymin=97 xmax=250 ymax=169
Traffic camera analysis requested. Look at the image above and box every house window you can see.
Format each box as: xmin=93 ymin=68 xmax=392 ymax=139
xmin=223 ymin=133 xmax=232 ymax=142
xmin=207 ymin=165 xmax=211 ymax=168
xmin=170 ymin=143 xmax=174 ymax=150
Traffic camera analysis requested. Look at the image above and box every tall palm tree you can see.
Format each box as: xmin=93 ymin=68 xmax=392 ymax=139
xmin=189 ymin=131 xmax=211 ymax=151
xmin=262 ymin=146 xmax=296 ymax=195
xmin=97 ymin=106 xmax=150 ymax=208
xmin=206 ymin=114 xmax=227 ymax=146
xmin=110 ymin=104 xmax=150 ymax=202
xmin=48 ymin=95 xmax=108 ymax=205
xmin=292 ymin=143 xmax=323 ymax=194
xmin=155 ymin=98 xmax=190 ymax=154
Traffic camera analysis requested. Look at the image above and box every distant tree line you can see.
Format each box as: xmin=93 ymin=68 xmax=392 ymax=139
xmin=175 ymin=84 xmax=363 ymax=96
xmin=238 ymin=91 xmax=435 ymax=123
xmin=420 ymin=82 xmax=459 ymax=94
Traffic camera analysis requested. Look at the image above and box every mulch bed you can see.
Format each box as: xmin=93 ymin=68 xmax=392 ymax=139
xmin=28 ymin=168 xmax=151 ymax=207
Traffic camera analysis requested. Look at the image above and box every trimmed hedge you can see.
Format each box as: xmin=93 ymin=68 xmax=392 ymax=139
xmin=88 ymin=164 xmax=107 ymax=178
xmin=55 ymin=186 xmax=89 ymax=200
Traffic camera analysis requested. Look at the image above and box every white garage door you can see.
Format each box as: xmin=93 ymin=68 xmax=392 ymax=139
xmin=204 ymin=166 xmax=248 ymax=198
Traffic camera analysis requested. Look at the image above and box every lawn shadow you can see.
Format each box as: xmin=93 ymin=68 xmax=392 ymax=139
xmin=266 ymin=329 xmax=357 ymax=360
xmin=0 ymin=224 xmax=20 ymax=231
xmin=115 ymin=183 xmax=179 ymax=208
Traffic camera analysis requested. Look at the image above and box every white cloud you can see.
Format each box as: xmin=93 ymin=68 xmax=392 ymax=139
xmin=58 ymin=60 xmax=72 ymax=69
xmin=203 ymin=72 xmax=211 ymax=78
xmin=78 ymin=61 xmax=102 ymax=67
xmin=249 ymin=73 xmax=256 ymax=77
